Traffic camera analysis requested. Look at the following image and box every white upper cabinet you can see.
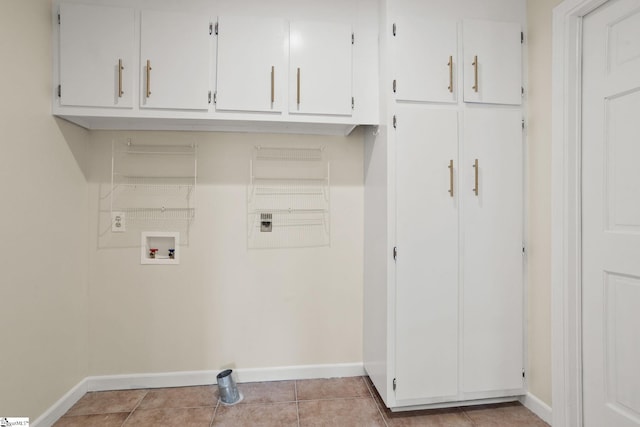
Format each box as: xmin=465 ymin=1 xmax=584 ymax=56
xmin=140 ymin=10 xmax=212 ymax=110
xmin=289 ymin=21 xmax=353 ymax=116
xmin=463 ymin=19 xmax=522 ymax=105
xmin=53 ymin=1 xmax=379 ymax=132
xmin=215 ymin=16 xmax=287 ymax=113
xmin=59 ymin=3 xmax=134 ymax=108
xmin=392 ymin=18 xmax=458 ymax=103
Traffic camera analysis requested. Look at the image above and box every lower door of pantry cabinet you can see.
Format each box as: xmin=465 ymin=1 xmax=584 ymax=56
xmin=461 ymin=107 xmax=524 ymax=395
xmin=394 ymin=105 xmax=459 ymax=401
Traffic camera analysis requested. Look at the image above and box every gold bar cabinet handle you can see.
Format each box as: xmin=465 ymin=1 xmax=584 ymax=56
xmin=146 ymin=60 xmax=152 ymax=98
xmin=118 ymin=59 xmax=124 ymax=97
xmin=472 ymin=55 xmax=478 ymax=92
xmin=296 ymin=67 xmax=301 ymax=106
xmin=473 ymin=158 xmax=479 ymax=196
xmin=271 ymin=66 xmax=275 ymax=104
xmin=448 ymin=56 xmax=453 ymax=93
xmin=448 ymin=160 xmax=454 ymax=197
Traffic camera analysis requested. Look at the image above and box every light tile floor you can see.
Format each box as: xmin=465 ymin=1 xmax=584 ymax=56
xmin=53 ymin=377 xmax=550 ymax=426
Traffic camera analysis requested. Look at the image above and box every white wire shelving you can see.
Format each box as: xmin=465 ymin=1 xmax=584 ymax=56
xmin=110 ymin=140 xmax=197 ymax=238
xmin=247 ymin=146 xmax=330 ymax=249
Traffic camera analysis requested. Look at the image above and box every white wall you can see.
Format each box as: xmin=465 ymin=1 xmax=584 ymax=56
xmin=0 ymin=0 xmax=90 ymax=420
xmin=87 ymin=130 xmax=364 ymax=375
xmin=526 ymin=0 xmax=562 ymax=406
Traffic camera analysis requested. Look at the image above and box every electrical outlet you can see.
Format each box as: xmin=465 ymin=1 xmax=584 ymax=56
xmin=111 ymin=211 xmax=126 ymax=232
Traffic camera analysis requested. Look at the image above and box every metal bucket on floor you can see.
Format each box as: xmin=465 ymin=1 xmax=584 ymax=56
xmin=216 ymin=369 xmax=242 ymax=405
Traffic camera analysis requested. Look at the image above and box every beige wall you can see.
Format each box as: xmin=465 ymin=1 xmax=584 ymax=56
xmin=87 ymin=130 xmax=364 ymax=375
xmin=0 ymin=0 xmax=90 ymax=420
xmin=527 ymin=0 xmax=562 ymax=406
xmin=0 ymin=0 xmax=363 ymax=417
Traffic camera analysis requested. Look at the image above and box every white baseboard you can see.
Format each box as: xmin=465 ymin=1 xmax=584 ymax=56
xmin=520 ymin=392 xmax=552 ymax=425
xmin=232 ymin=362 xmax=366 ymax=384
xmin=32 ymin=362 xmax=365 ymax=426
xmin=35 ymin=365 xmax=551 ymax=427
xmin=87 ymin=362 xmax=365 ymax=391
xmin=32 ymin=378 xmax=88 ymax=427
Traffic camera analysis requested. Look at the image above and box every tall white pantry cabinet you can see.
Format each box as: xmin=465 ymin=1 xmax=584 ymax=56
xmin=364 ymin=0 xmax=527 ymax=410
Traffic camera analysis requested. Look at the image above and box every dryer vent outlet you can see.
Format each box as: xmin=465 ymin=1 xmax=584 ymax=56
xmin=260 ymin=213 xmax=273 ymax=232
xmin=216 ymin=369 xmax=243 ymax=405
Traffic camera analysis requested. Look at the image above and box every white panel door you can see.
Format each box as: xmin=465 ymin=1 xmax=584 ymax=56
xmin=461 ymin=108 xmax=524 ymax=394
xmin=463 ymin=20 xmax=522 ymax=105
xmin=289 ymin=21 xmax=352 ymax=116
xmin=141 ymin=10 xmax=211 ymax=110
xmin=216 ymin=16 xmax=287 ymax=113
xmin=582 ymin=1 xmax=640 ymax=425
xmin=392 ymin=17 xmax=457 ymax=103
xmin=395 ymin=105 xmax=459 ymax=401
xmin=59 ymin=3 xmax=134 ymax=108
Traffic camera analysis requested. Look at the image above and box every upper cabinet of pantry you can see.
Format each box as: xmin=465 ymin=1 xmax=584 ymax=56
xmin=462 ymin=19 xmax=522 ymax=105
xmin=140 ymin=10 xmax=213 ymax=110
xmin=392 ymin=17 xmax=458 ymax=103
xmin=387 ymin=0 xmax=522 ymax=106
xmin=59 ymin=3 xmax=134 ymax=108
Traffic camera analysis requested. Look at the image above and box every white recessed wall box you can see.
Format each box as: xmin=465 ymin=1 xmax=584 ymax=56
xmin=141 ymin=231 xmax=179 ymax=265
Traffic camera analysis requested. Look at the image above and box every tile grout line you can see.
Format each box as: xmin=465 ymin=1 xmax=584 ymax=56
xmin=209 ymin=394 xmax=220 ymax=427
xmin=460 ymin=406 xmax=476 ymax=426
xmin=297 ymin=396 xmax=375 ymax=402
xmin=362 ymin=376 xmax=374 ymax=399
xmin=362 ymin=377 xmax=389 ymax=427
xmin=294 ymin=380 xmax=300 ymax=427
xmin=120 ymin=389 xmax=149 ymax=427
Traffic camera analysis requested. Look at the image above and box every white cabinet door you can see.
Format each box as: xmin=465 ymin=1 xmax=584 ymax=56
xmin=216 ymin=16 xmax=287 ymax=113
xmin=461 ymin=108 xmax=524 ymax=394
xmin=395 ymin=105 xmax=459 ymax=401
xmin=141 ymin=10 xmax=212 ymax=110
xmin=392 ymin=17 xmax=457 ymax=103
xmin=463 ymin=20 xmax=522 ymax=105
xmin=59 ymin=3 xmax=134 ymax=108
xmin=289 ymin=21 xmax=352 ymax=116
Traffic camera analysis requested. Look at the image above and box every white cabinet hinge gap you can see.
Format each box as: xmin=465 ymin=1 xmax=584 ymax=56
xmin=393 ymin=79 xmax=396 ymax=93
xmin=393 ymin=115 xmax=397 ymax=129
xmin=393 ymin=378 xmax=397 ymax=391
xmin=58 ymin=13 xmax=60 ymax=25
xmin=393 ymin=246 xmax=397 ymax=261
xmin=392 ymin=23 xmax=396 ymax=36
xmin=521 ymin=32 xmax=524 ymax=44
xmin=214 ymin=21 xmax=219 ymax=36
xmin=351 ymin=97 xmax=355 ymax=110
xmin=57 ymin=84 xmax=61 ymax=97
xmin=209 ymin=23 xmax=213 ymax=35
xmin=208 ymin=91 xmax=212 ymax=104
xmin=351 ymin=32 xmax=354 ymax=45
xmin=213 ymin=91 xmax=217 ymax=104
